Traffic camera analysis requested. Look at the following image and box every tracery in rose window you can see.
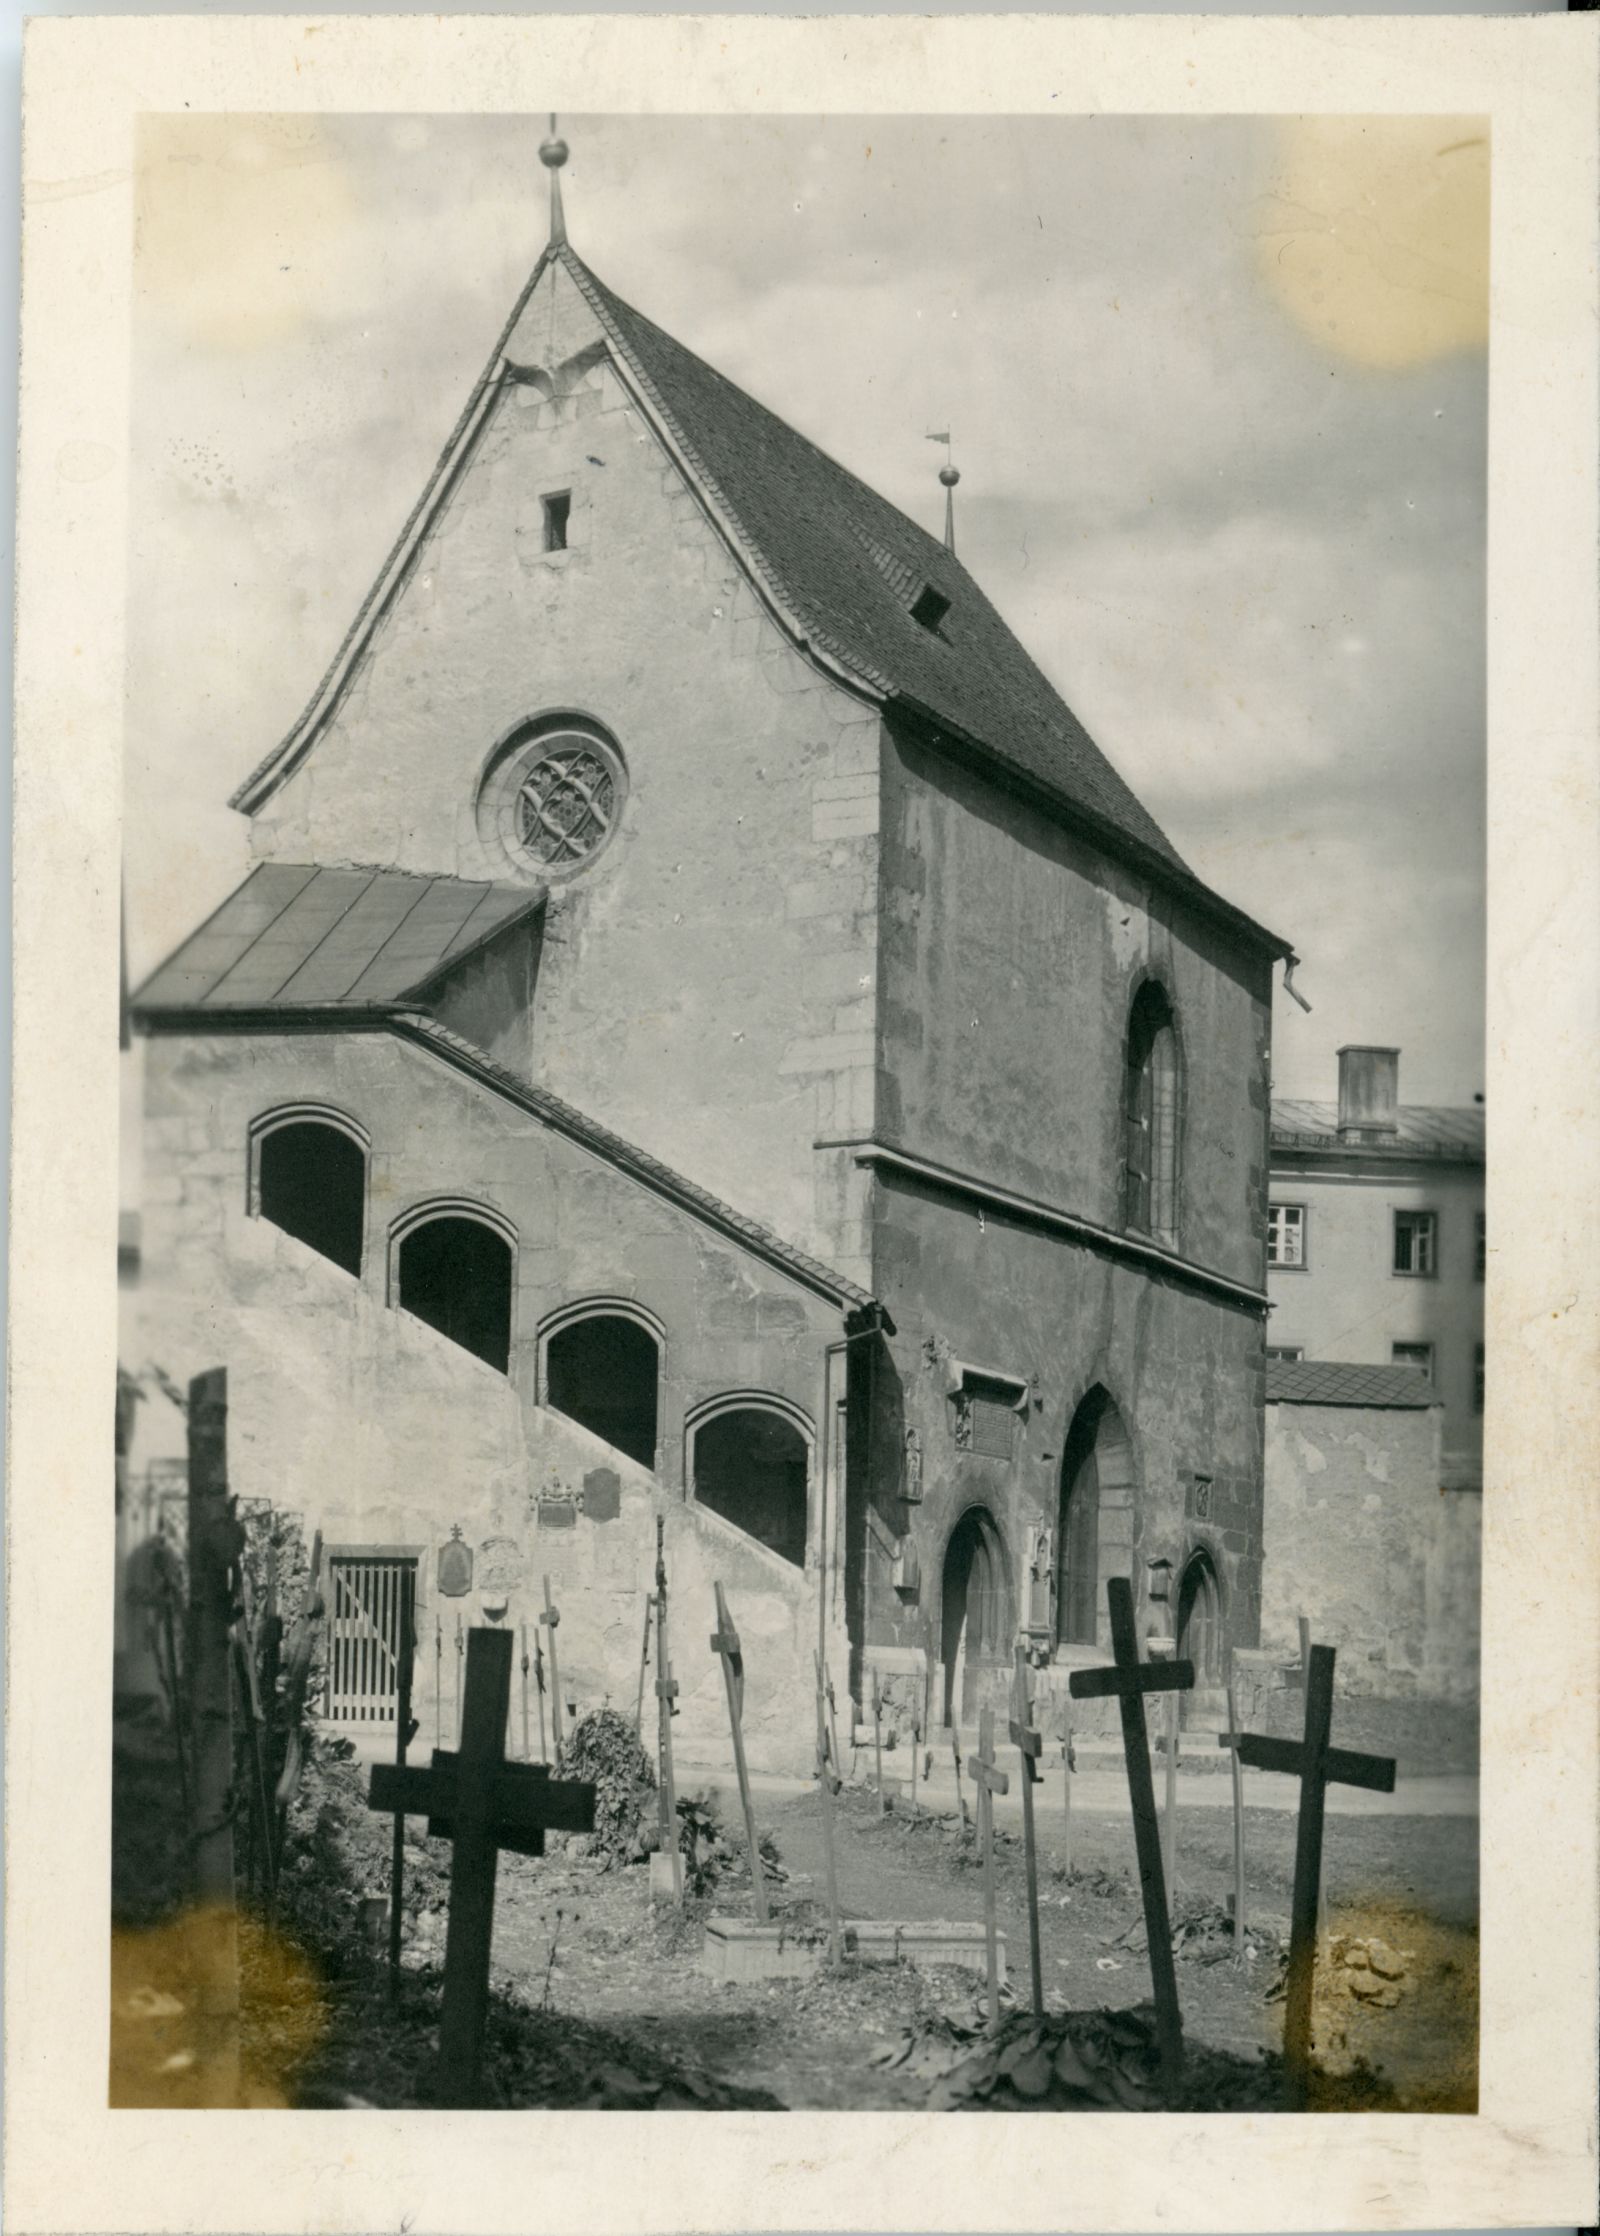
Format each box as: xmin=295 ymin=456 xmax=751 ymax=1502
xmin=516 ymin=741 xmax=617 ymax=866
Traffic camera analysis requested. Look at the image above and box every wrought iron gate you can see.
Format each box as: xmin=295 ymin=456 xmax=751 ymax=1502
xmin=326 ymin=1553 xmax=416 ymax=1724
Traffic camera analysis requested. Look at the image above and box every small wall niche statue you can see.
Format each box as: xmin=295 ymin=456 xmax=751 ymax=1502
xmin=903 ymin=1427 xmax=923 ymax=1503
xmin=437 ymin=1525 xmax=474 ymax=1598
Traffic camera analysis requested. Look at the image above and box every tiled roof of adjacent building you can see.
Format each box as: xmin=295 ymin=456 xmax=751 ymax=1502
xmin=229 ymin=243 xmax=1290 ymax=960
xmin=1270 ymin=1099 xmax=1485 ymax=1160
xmin=133 ymin=864 xmax=546 ymax=1012
xmin=1265 ymin=1359 xmax=1439 ymax=1409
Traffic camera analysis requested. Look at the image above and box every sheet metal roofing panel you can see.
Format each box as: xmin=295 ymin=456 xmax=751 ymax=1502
xmin=204 ymin=867 xmax=377 ymax=1005
xmin=134 ymin=865 xmax=542 ymax=1011
xmin=271 ymin=872 xmax=433 ymax=1003
xmin=1265 ymin=1359 xmax=1439 ymax=1409
xmin=134 ymin=864 xmax=318 ymax=1008
xmin=1271 ymin=1098 xmax=1485 ymax=1156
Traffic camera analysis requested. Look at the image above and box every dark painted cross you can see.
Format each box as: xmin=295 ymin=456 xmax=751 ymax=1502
xmin=1069 ymin=1575 xmax=1194 ymax=2099
xmin=1238 ymin=1641 xmax=1395 ymax=2107
xmin=369 ymin=1624 xmax=595 ymax=2105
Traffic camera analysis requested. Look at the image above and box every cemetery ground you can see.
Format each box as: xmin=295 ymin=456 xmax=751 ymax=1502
xmin=112 ymin=1707 xmax=1477 ymax=2114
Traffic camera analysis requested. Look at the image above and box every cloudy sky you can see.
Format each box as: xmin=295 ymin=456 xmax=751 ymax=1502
xmin=126 ymin=112 xmax=1487 ymax=1105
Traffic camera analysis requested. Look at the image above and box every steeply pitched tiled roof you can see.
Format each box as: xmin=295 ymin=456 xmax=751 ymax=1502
xmin=133 ymin=865 xmax=544 ymax=1012
xmin=1271 ymin=1099 xmax=1485 ymax=1160
xmin=1266 ymin=1359 xmax=1439 ymax=1409
xmin=229 ymin=242 xmax=1290 ymax=958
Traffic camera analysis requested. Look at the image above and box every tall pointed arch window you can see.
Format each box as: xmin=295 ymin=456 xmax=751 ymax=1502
xmin=1123 ymin=981 xmax=1182 ymax=1247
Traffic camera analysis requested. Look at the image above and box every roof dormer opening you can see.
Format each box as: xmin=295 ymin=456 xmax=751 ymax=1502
xmin=910 ymin=583 xmax=950 ymax=632
xmin=542 ymin=491 xmax=572 ymax=552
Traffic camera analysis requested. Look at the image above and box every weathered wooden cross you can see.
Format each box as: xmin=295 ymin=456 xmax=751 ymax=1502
xmin=709 ymin=1581 xmax=768 ymax=1923
xmin=369 ymin=1625 xmax=595 ymax=2104
xmin=652 ymin=1522 xmax=682 ymax=1900
xmin=870 ymin=1671 xmax=886 ymax=1813
xmin=1069 ymin=1575 xmax=1193 ymax=2099
xmin=966 ymin=1706 xmax=1010 ymax=2029
xmin=1238 ymin=1641 xmax=1395 ymax=2107
xmin=1009 ymin=1644 xmax=1045 ymax=2018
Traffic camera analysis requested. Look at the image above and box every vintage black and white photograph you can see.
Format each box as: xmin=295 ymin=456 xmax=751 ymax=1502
xmin=105 ymin=103 xmax=1494 ymax=2116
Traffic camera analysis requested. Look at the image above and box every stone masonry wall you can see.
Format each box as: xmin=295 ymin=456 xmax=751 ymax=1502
xmin=248 ymin=261 xmax=879 ymax=1284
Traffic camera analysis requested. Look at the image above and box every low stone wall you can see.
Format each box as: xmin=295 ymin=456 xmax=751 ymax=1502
xmin=1261 ymin=1397 xmax=1480 ymax=1707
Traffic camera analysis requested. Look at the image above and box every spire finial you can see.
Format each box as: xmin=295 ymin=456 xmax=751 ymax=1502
xmin=540 ymin=113 xmax=569 ymax=248
xmin=928 ymin=430 xmax=960 ymax=554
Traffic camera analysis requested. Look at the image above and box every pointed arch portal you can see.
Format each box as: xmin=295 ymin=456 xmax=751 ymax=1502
xmin=940 ymin=1505 xmax=1009 ymax=1729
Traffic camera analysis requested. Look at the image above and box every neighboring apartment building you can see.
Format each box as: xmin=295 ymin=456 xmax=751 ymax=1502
xmin=1267 ymin=1046 xmax=1485 ymax=1490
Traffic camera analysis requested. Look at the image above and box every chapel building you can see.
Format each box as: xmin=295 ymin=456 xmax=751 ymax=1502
xmin=130 ymin=150 xmax=1294 ymax=1768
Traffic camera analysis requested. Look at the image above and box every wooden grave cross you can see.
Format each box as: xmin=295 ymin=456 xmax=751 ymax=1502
xmin=1237 ymin=1641 xmax=1395 ymax=2108
xmin=966 ymin=1706 xmax=1010 ymax=2029
xmin=1069 ymin=1575 xmax=1194 ymax=2099
xmin=709 ymin=1582 xmax=768 ymax=1923
xmin=369 ymin=1625 xmax=595 ymax=2104
xmin=1009 ymin=1643 xmax=1045 ymax=2018
xmin=653 ymin=1522 xmax=682 ymax=1899
xmin=540 ymin=1576 xmax=565 ymax=1752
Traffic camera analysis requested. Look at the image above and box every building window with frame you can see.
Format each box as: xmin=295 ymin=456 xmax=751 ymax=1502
xmin=1474 ymin=1210 xmax=1486 ymax=1282
xmin=1267 ymin=1203 xmax=1306 ymax=1268
xmin=1393 ymin=1208 xmax=1438 ymax=1277
xmin=1391 ymin=1341 xmax=1434 ymax=1382
xmin=1474 ymin=1343 xmax=1485 ymax=1414
xmin=1265 ymin=1344 xmax=1304 ymax=1363
xmin=1122 ymin=981 xmax=1182 ymax=1248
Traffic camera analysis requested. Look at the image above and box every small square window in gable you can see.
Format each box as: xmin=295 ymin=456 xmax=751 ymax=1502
xmin=542 ymin=491 xmax=571 ymax=552
xmin=910 ymin=583 xmax=951 ymax=632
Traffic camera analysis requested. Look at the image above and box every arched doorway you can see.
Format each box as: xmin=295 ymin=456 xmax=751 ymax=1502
xmin=1176 ymin=1548 xmax=1225 ymax=1730
xmin=940 ymin=1506 xmax=1008 ymax=1730
xmin=1056 ymin=1388 xmax=1136 ymax=1650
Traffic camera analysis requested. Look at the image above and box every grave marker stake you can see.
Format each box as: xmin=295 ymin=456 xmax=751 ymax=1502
xmin=871 ymin=1671 xmax=885 ymax=1813
xmin=454 ymin=1612 xmax=463 ymax=1745
xmin=434 ymin=1611 xmax=443 ymax=1750
xmin=533 ymin=1634 xmax=548 ymax=1763
xmin=653 ymin=1522 xmax=682 ymax=1899
xmin=388 ymin=1591 xmax=417 ymax=2003
xmin=368 ymin=1626 xmax=596 ymax=2105
xmin=909 ymin=1710 xmax=921 ymax=1821
xmin=966 ymin=1706 xmax=1009 ymax=2029
xmin=1061 ymin=1703 xmax=1075 ymax=1877
xmin=1163 ymin=1678 xmax=1180 ymax=1921
xmin=186 ymin=1367 xmax=242 ymax=2106
xmin=1069 ymin=1576 xmax=1194 ymax=2099
xmin=710 ymin=1582 xmax=768 ymax=1923
xmin=824 ymin=1665 xmax=844 ymax=1789
xmin=1010 ymin=1644 xmax=1045 ymax=2018
xmin=519 ymin=1621 xmax=531 ymax=1761
xmin=635 ymin=1590 xmax=654 ymax=1734
xmin=951 ymin=1723 xmax=968 ymax=1831
xmin=541 ymin=1577 xmax=564 ymax=1753
xmin=813 ymin=1651 xmax=844 ymax=1966
xmin=1238 ymin=1642 xmax=1395 ymax=2107
xmin=1217 ymin=1653 xmax=1247 ymax=1948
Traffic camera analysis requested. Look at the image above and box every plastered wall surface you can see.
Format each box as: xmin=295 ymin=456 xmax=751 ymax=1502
xmin=859 ymin=1171 xmax=1267 ymax=1741
xmin=876 ymin=720 xmax=1275 ymax=1289
xmin=133 ymin=1028 xmax=855 ymax=1770
xmin=1262 ymin=1397 xmax=1480 ymax=1702
xmin=1266 ymin=1160 xmax=1484 ymax=1485
xmin=249 ymin=264 xmax=880 ymax=1277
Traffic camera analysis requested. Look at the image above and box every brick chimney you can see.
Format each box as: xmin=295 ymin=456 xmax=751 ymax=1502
xmin=1337 ymin=1046 xmax=1400 ymax=1141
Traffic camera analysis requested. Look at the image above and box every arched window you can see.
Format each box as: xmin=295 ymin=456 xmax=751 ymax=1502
xmin=393 ymin=1206 xmax=515 ymax=1373
xmin=1123 ymin=981 xmax=1182 ymax=1245
xmin=940 ymin=1505 xmax=1009 ymax=1727
xmin=689 ymin=1400 xmax=810 ymax=1568
xmin=543 ymin=1307 xmax=661 ymax=1469
xmin=251 ymin=1110 xmax=367 ymax=1277
xmin=1057 ymin=1387 xmax=1137 ymax=1649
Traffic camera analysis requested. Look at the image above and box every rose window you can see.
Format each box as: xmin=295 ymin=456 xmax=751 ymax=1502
xmin=516 ymin=742 xmax=616 ymax=868
xmin=478 ymin=719 xmax=627 ymax=881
